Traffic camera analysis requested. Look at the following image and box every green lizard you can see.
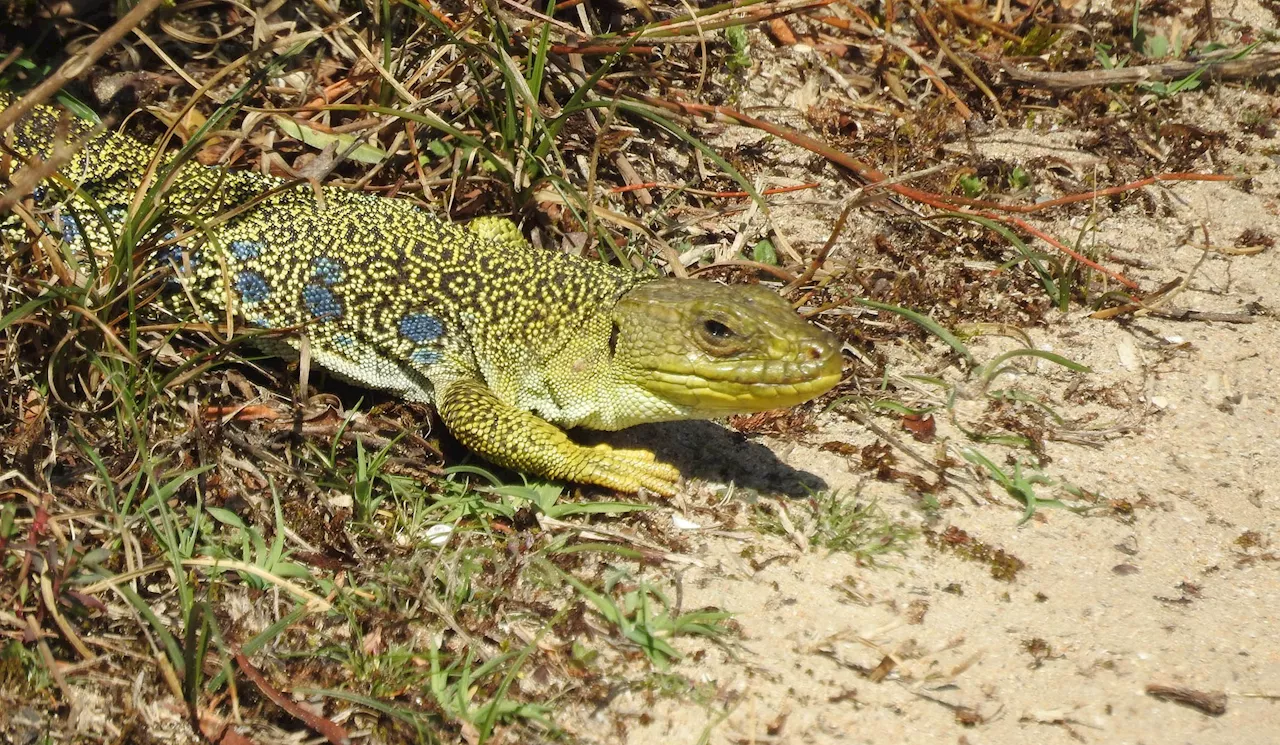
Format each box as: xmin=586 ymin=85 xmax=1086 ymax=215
xmin=1 ymin=92 xmax=842 ymax=495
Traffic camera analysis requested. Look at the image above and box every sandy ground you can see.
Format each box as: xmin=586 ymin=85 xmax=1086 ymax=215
xmin=588 ymin=301 xmax=1280 ymax=745
xmin=564 ymin=11 xmax=1280 ymax=745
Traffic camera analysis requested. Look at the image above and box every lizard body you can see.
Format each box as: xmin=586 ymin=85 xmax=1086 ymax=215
xmin=1 ymin=92 xmax=842 ymax=494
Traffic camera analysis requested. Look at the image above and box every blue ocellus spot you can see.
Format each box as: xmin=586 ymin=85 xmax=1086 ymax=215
xmin=155 ymin=245 xmax=180 ymax=264
xmin=229 ymin=239 xmax=263 ymax=260
xmin=155 ymin=243 xmax=198 ymax=271
xmin=32 ymin=186 xmax=47 ymax=203
xmin=410 ymin=348 xmax=441 ymax=365
xmin=106 ymin=205 xmax=127 ymax=222
xmin=159 ymin=272 xmax=184 ymax=293
xmin=302 ymin=284 xmax=342 ymax=320
xmin=398 ymin=313 xmax=443 ymax=342
xmin=234 ymin=271 xmax=271 ymax=303
xmin=58 ymin=214 xmax=81 ymax=241
xmin=334 ymin=333 xmax=355 ymax=348
xmin=311 ymin=256 xmax=344 ymax=286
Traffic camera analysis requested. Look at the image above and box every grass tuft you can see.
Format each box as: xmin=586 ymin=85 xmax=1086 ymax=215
xmin=754 ymin=493 xmax=916 ymax=559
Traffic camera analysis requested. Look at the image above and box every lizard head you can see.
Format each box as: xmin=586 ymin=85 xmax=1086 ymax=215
xmin=606 ymin=278 xmax=843 ymax=420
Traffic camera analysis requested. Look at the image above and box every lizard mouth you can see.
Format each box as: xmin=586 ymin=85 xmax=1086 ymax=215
xmin=638 ymin=348 xmax=844 ymax=413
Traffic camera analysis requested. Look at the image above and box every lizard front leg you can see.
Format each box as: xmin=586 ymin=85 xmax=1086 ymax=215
xmin=437 ymin=378 xmax=680 ymax=496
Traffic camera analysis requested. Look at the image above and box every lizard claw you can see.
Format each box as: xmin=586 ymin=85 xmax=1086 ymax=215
xmin=573 ymin=444 xmax=681 ymax=496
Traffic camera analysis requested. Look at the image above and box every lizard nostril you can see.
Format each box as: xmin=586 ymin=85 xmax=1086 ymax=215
xmin=806 ymin=343 xmax=824 ymax=361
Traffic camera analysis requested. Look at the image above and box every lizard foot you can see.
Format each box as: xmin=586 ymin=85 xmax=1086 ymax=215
xmin=574 ymin=444 xmax=681 ymax=496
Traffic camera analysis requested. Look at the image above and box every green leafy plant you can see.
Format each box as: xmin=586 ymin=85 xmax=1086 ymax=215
xmin=1008 ymin=166 xmax=1031 ymax=191
xmin=962 ymin=449 xmax=1090 ymax=523
xmin=755 ymin=493 xmax=915 ymax=558
xmin=958 ymin=174 xmax=987 ymax=198
xmin=543 ymin=561 xmax=731 ymax=670
xmin=725 ymin=25 xmax=752 ymax=71
xmin=751 ymin=238 xmax=778 ymax=265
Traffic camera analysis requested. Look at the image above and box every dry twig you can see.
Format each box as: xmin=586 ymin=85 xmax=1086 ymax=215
xmin=998 ymin=52 xmax=1280 ymax=92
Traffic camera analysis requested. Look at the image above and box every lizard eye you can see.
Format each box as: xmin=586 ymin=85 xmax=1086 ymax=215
xmin=703 ymin=319 xmax=734 ymax=339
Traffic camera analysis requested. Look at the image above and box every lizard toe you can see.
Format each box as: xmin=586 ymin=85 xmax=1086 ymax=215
xmin=576 ymin=445 xmax=680 ymax=496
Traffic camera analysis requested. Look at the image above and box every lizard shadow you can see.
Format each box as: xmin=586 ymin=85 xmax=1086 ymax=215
xmin=315 ymin=377 xmax=825 ymax=496
xmin=578 ymin=420 xmax=828 ymax=497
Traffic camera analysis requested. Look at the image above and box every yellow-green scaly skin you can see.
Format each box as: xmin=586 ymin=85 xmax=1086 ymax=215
xmin=1 ymin=93 xmax=843 ymax=494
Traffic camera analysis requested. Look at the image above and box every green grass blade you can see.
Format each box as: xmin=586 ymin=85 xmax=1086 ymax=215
xmin=980 ymin=348 xmax=1090 ymax=387
xmin=847 ymin=297 xmax=974 ymax=364
xmin=943 ymin=212 xmax=1061 ymax=305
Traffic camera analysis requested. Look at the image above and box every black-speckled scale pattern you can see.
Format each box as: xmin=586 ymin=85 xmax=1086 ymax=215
xmin=1 ymin=92 xmax=643 ymax=406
